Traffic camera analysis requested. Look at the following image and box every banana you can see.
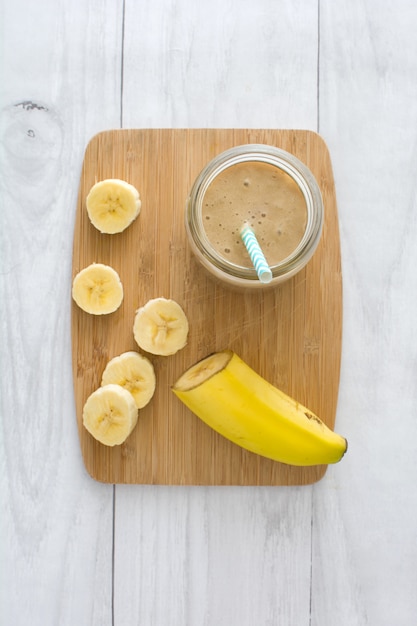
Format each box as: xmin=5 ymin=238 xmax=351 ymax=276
xmin=172 ymin=350 xmax=347 ymax=466
xmin=82 ymin=383 xmax=138 ymax=446
xmin=101 ymin=351 xmax=156 ymax=409
xmin=86 ymin=178 xmax=141 ymax=234
xmin=72 ymin=262 xmax=123 ymax=315
xmin=133 ymin=297 xmax=189 ymax=356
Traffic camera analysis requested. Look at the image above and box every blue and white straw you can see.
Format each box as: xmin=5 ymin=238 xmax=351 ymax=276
xmin=240 ymin=223 xmax=273 ymax=284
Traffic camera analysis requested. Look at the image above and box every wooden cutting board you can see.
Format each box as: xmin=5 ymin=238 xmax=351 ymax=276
xmin=71 ymin=128 xmax=342 ymax=485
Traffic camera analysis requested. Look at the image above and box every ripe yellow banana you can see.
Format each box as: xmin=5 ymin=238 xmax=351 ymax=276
xmin=72 ymin=262 xmax=123 ymax=315
xmin=133 ymin=297 xmax=189 ymax=356
xmin=172 ymin=350 xmax=347 ymax=466
xmin=86 ymin=178 xmax=141 ymax=234
xmin=101 ymin=351 xmax=156 ymax=409
xmin=83 ymin=384 xmax=138 ymax=446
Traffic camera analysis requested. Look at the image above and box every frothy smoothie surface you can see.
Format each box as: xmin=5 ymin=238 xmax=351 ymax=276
xmin=202 ymin=161 xmax=308 ymax=267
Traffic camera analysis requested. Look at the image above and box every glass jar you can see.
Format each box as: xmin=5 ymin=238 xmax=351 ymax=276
xmin=185 ymin=144 xmax=324 ymax=289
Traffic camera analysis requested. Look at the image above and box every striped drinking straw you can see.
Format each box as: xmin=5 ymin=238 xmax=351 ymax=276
xmin=240 ymin=223 xmax=273 ymax=284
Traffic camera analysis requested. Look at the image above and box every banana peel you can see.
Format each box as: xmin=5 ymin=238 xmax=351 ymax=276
xmin=172 ymin=350 xmax=347 ymax=467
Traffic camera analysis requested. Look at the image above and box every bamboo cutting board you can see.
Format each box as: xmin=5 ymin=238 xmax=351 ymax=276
xmin=71 ymin=129 xmax=342 ymax=485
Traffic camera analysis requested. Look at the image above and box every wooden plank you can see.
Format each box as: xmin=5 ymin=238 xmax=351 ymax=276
xmin=312 ymin=1 xmax=417 ymax=624
xmin=0 ymin=1 xmax=122 ymax=624
xmin=113 ymin=484 xmax=313 ymax=625
xmin=115 ymin=3 xmax=320 ymax=625
xmin=72 ymin=128 xmax=342 ymax=485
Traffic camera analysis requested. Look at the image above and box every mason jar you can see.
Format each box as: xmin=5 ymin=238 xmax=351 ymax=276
xmin=185 ymin=144 xmax=324 ymax=289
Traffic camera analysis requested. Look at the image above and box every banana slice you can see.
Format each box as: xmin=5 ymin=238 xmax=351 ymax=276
xmin=101 ymin=351 xmax=156 ymax=409
xmin=83 ymin=384 xmax=138 ymax=446
xmin=86 ymin=178 xmax=141 ymax=234
xmin=72 ymin=262 xmax=123 ymax=315
xmin=133 ymin=297 xmax=189 ymax=356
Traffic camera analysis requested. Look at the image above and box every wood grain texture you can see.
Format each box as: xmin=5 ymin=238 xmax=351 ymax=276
xmin=114 ymin=485 xmax=313 ymax=626
xmin=0 ymin=1 xmax=123 ymax=624
xmin=4 ymin=0 xmax=417 ymax=624
xmin=72 ymin=128 xmax=342 ymax=485
xmin=312 ymin=1 xmax=417 ymax=624
xmin=122 ymin=0 xmax=319 ymax=130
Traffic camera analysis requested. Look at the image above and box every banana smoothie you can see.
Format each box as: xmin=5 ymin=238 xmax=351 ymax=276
xmin=186 ymin=144 xmax=323 ymax=288
xmin=201 ymin=161 xmax=308 ymax=267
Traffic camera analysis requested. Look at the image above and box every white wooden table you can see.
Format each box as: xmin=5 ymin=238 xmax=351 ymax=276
xmin=1 ymin=1 xmax=417 ymax=624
